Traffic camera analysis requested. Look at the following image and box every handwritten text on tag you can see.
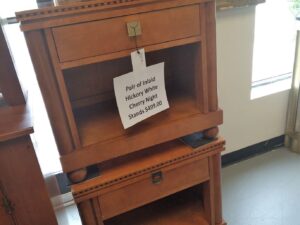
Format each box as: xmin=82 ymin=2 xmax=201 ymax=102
xmin=113 ymin=49 xmax=169 ymax=129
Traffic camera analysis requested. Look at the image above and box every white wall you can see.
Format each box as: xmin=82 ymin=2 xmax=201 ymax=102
xmin=216 ymin=7 xmax=290 ymax=154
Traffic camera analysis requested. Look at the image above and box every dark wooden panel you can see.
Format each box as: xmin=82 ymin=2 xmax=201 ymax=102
xmin=0 ymin=136 xmax=57 ymax=225
xmin=0 ymin=24 xmax=25 ymax=106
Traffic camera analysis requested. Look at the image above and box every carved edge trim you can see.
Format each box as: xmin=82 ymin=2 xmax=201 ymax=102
xmin=72 ymin=140 xmax=225 ymax=199
xmin=16 ymin=0 xmax=139 ymax=22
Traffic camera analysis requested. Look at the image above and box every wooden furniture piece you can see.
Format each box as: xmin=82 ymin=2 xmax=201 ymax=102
xmin=16 ymin=0 xmax=225 ymax=224
xmin=0 ymin=23 xmax=57 ymax=225
xmin=73 ymin=138 xmax=225 ymax=225
xmin=0 ymin=22 xmax=26 ymax=106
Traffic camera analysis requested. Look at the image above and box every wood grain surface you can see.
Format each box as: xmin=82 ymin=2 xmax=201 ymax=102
xmin=0 ymin=105 xmax=33 ymax=142
xmin=0 ymin=24 xmax=26 ymax=106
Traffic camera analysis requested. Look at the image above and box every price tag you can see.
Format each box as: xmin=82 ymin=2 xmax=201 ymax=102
xmin=113 ymin=49 xmax=169 ymax=129
xmin=131 ymin=49 xmax=146 ymax=72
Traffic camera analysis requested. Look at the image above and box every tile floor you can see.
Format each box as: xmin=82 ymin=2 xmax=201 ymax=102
xmin=56 ymin=205 xmax=81 ymax=225
xmin=222 ymin=147 xmax=300 ymax=225
xmin=56 ymin=147 xmax=300 ymax=225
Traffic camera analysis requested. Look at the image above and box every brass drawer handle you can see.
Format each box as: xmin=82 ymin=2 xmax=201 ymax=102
xmin=127 ymin=21 xmax=142 ymax=37
xmin=151 ymin=171 xmax=163 ymax=185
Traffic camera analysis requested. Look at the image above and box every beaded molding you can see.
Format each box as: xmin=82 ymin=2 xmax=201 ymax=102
xmin=16 ymin=0 xmax=138 ymax=21
xmin=73 ymin=140 xmax=225 ymax=199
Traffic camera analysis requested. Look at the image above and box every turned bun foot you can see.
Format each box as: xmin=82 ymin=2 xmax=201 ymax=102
xmin=204 ymin=127 xmax=219 ymax=139
xmin=68 ymin=168 xmax=87 ymax=183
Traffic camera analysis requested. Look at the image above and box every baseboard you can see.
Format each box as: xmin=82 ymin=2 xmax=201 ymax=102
xmin=221 ymin=135 xmax=284 ymax=167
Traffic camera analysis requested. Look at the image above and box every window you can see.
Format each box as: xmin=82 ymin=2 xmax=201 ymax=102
xmin=251 ymin=0 xmax=297 ymax=99
xmin=0 ymin=1 xmax=37 ymax=18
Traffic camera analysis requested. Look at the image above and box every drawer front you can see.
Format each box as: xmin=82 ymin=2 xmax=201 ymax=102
xmin=99 ymin=157 xmax=209 ymax=220
xmin=52 ymin=5 xmax=200 ymax=62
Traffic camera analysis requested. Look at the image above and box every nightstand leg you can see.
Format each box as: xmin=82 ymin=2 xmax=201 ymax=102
xmin=78 ymin=199 xmax=104 ymax=225
xmin=211 ymin=154 xmax=223 ymax=225
xmin=204 ymin=153 xmax=224 ymax=225
xmin=203 ymin=179 xmax=215 ymax=225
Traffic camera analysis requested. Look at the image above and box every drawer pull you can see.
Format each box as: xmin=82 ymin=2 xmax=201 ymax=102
xmin=151 ymin=171 xmax=163 ymax=185
xmin=127 ymin=21 xmax=142 ymax=37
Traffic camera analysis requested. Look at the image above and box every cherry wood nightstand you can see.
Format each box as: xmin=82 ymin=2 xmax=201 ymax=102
xmin=17 ymin=0 xmax=225 ymax=224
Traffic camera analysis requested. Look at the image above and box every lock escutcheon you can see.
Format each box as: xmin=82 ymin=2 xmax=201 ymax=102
xmin=151 ymin=171 xmax=163 ymax=185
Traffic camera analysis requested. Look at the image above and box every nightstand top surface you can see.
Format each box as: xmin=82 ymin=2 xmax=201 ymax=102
xmin=15 ymin=0 xmax=211 ymax=25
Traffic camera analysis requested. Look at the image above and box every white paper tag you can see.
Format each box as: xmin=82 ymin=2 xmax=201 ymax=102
xmin=113 ymin=49 xmax=169 ymax=129
xmin=131 ymin=49 xmax=146 ymax=72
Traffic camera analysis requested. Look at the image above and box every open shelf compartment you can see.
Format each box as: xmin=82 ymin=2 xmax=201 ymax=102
xmin=74 ymin=93 xmax=204 ymax=147
xmin=60 ymin=43 xmax=222 ymax=170
xmin=104 ymin=185 xmax=209 ymax=225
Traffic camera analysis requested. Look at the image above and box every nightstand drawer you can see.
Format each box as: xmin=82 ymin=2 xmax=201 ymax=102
xmin=52 ymin=5 xmax=200 ymax=62
xmin=99 ymin=157 xmax=209 ymax=220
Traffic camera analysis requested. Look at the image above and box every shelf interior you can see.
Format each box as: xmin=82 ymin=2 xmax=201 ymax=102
xmin=64 ymin=43 xmax=202 ymax=147
xmin=64 ymin=43 xmax=198 ymax=109
xmin=74 ymin=93 xmax=200 ymax=147
xmin=104 ymin=185 xmax=209 ymax=225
